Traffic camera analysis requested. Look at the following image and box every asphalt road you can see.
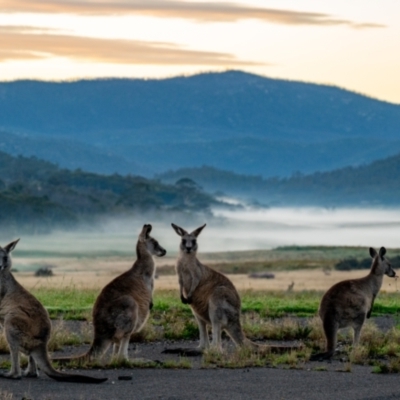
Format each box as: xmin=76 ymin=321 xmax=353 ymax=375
xmin=1 ymin=316 xmax=400 ymax=400
xmin=1 ymin=366 xmax=400 ymax=400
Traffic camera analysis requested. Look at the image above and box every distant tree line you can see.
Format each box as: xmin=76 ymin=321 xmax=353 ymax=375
xmin=335 ymin=256 xmax=400 ymax=271
xmin=0 ymin=151 xmax=219 ymax=234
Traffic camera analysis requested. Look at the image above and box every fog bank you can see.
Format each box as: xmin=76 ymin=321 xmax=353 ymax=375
xmin=10 ymin=207 xmax=400 ymax=255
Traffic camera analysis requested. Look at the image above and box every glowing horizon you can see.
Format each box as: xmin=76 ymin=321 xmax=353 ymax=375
xmin=0 ymin=0 xmax=399 ymax=104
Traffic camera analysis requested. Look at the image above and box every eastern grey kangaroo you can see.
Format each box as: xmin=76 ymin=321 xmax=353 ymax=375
xmin=167 ymin=223 xmax=294 ymax=354
xmin=310 ymin=247 xmax=396 ymax=361
xmin=54 ymin=224 xmax=166 ymax=364
xmin=0 ymin=239 xmax=107 ymax=383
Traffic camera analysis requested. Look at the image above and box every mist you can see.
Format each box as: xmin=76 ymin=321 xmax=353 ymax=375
xmin=10 ymin=206 xmax=400 ymax=256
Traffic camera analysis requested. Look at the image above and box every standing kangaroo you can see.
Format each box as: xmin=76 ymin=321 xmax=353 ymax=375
xmin=54 ymin=224 xmax=166 ymax=364
xmin=0 ymin=239 xmax=107 ymax=383
xmin=168 ymin=223 xmax=265 ymax=353
xmin=310 ymin=247 xmax=396 ymax=361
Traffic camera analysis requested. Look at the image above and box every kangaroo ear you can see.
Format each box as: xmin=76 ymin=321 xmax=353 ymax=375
xmin=191 ymin=224 xmax=206 ymax=237
xmin=379 ymin=247 xmax=386 ymax=258
xmin=140 ymin=224 xmax=152 ymax=239
xmin=4 ymin=239 xmax=20 ymax=253
xmin=171 ymin=223 xmax=187 ymax=237
xmin=369 ymin=247 xmax=378 ymax=258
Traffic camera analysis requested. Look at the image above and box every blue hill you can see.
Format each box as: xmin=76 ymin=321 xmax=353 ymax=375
xmin=1 ymin=71 xmax=400 ymax=176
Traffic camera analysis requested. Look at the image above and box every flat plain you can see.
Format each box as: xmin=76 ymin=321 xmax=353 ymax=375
xmin=1 ymin=242 xmax=400 ymax=399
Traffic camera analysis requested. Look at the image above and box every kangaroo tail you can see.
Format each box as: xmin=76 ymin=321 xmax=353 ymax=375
xmin=34 ymin=348 xmax=107 ymax=384
xmin=52 ymin=350 xmax=92 ymax=365
xmin=52 ymin=337 xmax=107 ymax=365
xmin=228 ymin=322 xmax=302 ymax=353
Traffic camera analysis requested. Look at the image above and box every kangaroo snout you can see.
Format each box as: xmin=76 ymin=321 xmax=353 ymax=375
xmin=158 ymin=248 xmax=167 ymax=257
xmin=184 ymin=246 xmax=193 ymax=253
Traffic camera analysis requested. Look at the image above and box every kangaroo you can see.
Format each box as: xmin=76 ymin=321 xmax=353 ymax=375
xmin=0 ymin=239 xmax=107 ymax=383
xmin=54 ymin=224 xmax=166 ymax=364
xmin=166 ymin=223 xmax=296 ymax=355
xmin=310 ymin=247 xmax=396 ymax=361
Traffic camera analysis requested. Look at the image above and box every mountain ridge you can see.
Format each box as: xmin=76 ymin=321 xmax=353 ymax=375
xmin=1 ymin=70 xmax=400 ymax=177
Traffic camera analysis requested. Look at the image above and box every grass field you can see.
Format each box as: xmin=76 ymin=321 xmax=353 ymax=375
xmin=23 ymin=287 xmax=399 ymax=321
xmin=8 ymin=244 xmax=400 ymax=319
xmin=0 ymin=286 xmax=396 ymax=372
xmin=2 ymin=244 xmax=400 ymax=371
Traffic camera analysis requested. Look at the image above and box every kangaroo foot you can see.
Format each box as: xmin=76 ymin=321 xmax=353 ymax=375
xmin=23 ymin=371 xmax=39 ymax=378
xmin=0 ymin=371 xmax=22 ymax=380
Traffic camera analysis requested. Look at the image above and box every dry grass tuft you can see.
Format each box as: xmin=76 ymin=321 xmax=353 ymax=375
xmin=0 ymin=390 xmax=13 ymax=400
xmin=161 ymin=358 xmax=192 ymax=369
xmin=243 ymin=315 xmax=312 ymax=341
xmin=349 ymin=345 xmax=369 ymax=364
xmin=202 ymin=345 xmax=310 ymax=369
xmin=48 ymin=320 xmax=84 ymax=351
xmin=202 ymin=346 xmax=265 ymax=369
xmin=131 ymin=323 xmax=163 ymax=342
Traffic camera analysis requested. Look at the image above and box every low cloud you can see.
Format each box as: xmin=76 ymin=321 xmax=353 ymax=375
xmin=0 ymin=26 xmax=260 ymax=65
xmin=0 ymin=0 xmax=385 ymax=28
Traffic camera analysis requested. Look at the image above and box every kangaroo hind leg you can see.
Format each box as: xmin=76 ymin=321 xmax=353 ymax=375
xmin=23 ymin=355 xmax=39 ymax=378
xmin=226 ymin=321 xmax=246 ymax=348
xmin=352 ymin=313 xmax=366 ymax=347
xmin=88 ymin=336 xmax=112 ymax=361
xmin=194 ymin=314 xmax=210 ymax=350
xmin=310 ymin=317 xmax=338 ymax=361
xmin=1 ymin=323 xmax=22 ymax=379
xmin=116 ymin=336 xmax=130 ymax=361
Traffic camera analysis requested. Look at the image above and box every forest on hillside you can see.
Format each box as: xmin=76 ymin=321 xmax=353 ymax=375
xmin=0 ymin=152 xmax=220 ymax=234
xmin=159 ymin=153 xmax=400 ymax=206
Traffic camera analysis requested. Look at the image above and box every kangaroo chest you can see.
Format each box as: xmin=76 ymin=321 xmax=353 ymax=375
xmin=176 ymin=260 xmax=202 ymax=290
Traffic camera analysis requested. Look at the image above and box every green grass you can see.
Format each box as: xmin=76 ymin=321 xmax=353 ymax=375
xmin=30 ymin=287 xmax=400 ymax=321
xmin=2 ymin=286 xmax=400 ymax=371
xmin=32 ymin=286 xmax=100 ymax=320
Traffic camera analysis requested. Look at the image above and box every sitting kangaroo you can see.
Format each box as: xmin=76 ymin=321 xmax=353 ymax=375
xmin=0 ymin=239 xmax=107 ymax=383
xmin=168 ymin=223 xmax=294 ymax=354
xmin=310 ymin=247 xmax=396 ymax=361
xmin=54 ymin=224 xmax=166 ymax=364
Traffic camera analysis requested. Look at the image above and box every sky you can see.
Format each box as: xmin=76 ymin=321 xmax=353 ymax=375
xmin=0 ymin=0 xmax=399 ymax=104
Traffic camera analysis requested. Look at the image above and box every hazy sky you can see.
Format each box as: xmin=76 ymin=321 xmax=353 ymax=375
xmin=0 ymin=0 xmax=399 ymax=103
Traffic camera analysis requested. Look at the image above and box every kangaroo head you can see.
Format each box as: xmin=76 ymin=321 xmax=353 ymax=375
xmin=0 ymin=239 xmax=20 ymax=271
xmin=369 ymin=247 xmax=396 ymax=277
xmin=171 ymin=223 xmax=206 ymax=254
xmin=139 ymin=224 xmax=166 ymax=257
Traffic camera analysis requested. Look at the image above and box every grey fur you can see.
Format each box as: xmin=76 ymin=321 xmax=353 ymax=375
xmin=310 ymin=246 xmax=396 ymax=361
xmin=54 ymin=224 xmax=166 ymax=364
xmin=171 ymin=223 xmax=261 ymax=351
xmin=0 ymin=239 xmax=107 ymax=383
